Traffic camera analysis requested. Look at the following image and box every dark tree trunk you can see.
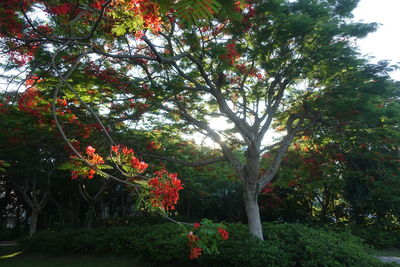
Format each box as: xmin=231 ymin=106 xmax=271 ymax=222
xmin=29 ymin=209 xmax=39 ymax=237
xmin=85 ymin=203 xmax=95 ymax=228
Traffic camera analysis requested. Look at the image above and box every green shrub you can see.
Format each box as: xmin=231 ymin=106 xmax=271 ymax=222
xmin=140 ymin=223 xmax=188 ymax=263
xmin=262 ymin=223 xmax=382 ymax=267
xmin=199 ymin=223 xmax=289 ymax=267
xmin=349 ymin=225 xmax=400 ymax=249
xmin=22 ymin=222 xmax=387 ymax=266
xmin=325 ymin=224 xmax=400 ymax=249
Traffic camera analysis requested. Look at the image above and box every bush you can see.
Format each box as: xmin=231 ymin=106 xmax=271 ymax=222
xmin=349 ymin=225 xmax=400 ymax=249
xmin=22 ymin=226 xmax=145 ymax=256
xmin=199 ymin=223 xmax=289 ymax=267
xmin=262 ymin=223 xmax=383 ymax=267
xmin=22 ymin=222 xmax=387 ymax=266
xmin=325 ymin=224 xmax=400 ymax=249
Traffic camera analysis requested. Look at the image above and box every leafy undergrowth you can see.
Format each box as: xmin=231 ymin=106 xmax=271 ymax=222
xmin=20 ymin=222 xmax=395 ymax=267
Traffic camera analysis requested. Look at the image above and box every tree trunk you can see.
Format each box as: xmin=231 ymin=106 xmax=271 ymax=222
xmin=85 ymin=203 xmax=95 ymax=228
xmin=243 ymin=146 xmax=264 ymax=240
xmin=244 ymin=186 xmax=264 ymax=240
xmin=29 ymin=209 xmax=39 ymax=237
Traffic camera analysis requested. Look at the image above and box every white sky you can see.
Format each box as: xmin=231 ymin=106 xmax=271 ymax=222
xmin=353 ymin=0 xmax=400 ymax=80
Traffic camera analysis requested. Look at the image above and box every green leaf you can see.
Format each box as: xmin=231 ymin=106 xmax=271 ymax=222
xmin=111 ymin=24 xmax=127 ymax=36
xmin=175 ymin=0 xmax=221 ymax=26
xmin=59 ymin=163 xmax=75 ymax=170
xmin=96 ymin=164 xmax=113 ymax=170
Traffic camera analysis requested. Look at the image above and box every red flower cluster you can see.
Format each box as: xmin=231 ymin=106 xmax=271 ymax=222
xmin=49 ymin=3 xmax=73 ymax=16
xmin=220 ymin=43 xmax=240 ymax=65
xmin=91 ymin=0 xmax=108 ymax=10
xmin=217 ymin=227 xmax=229 ymax=240
xmin=71 ymin=146 xmax=104 ymax=179
xmin=148 ymin=170 xmax=183 ymax=210
xmin=189 ymin=247 xmax=202 ymax=260
xmin=86 ymin=146 xmax=96 ymax=155
xmin=187 ymin=232 xmax=202 ymax=259
xmin=234 ymin=64 xmax=262 ymax=79
xmin=130 ymin=156 xmax=148 ymax=173
xmin=261 ymin=183 xmax=274 ymax=194
xmin=111 ymin=145 xmax=148 ymax=173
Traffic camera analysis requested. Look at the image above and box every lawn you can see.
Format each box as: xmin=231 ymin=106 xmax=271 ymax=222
xmin=2 ymin=244 xmax=400 ymax=266
xmin=0 ymin=246 xmax=148 ymax=267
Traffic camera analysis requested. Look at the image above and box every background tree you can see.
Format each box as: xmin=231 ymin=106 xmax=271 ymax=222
xmin=269 ymin=62 xmax=400 ymax=224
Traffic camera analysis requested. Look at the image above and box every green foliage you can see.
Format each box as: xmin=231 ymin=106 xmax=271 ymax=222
xmin=0 ymin=160 xmax=10 ymax=172
xmin=262 ymin=223 xmax=382 ymax=267
xmin=174 ymin=0 xmax=221 ymax=26
xmin=22 ymin=222 xmax=386 ymax=266
xmin=138 ymin=223 xmax=188 ymax=263
xmin=110 ymin=12 xmax=144 ymax=36
xmin=192 ymin=218 xmax=229 ymax=255
xmin=348 ymin=225 xmax=400 ymax=249
xmin=201 ymin=223 xmax=289 ymax=267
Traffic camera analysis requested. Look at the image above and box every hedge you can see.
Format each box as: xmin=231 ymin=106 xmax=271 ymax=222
xmin=22 ymin=222 xmax=391 ymax=266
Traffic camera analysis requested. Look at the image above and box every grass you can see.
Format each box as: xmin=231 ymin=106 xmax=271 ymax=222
xmin=0 ymin=246 xmax=149 ymax=267
xmin=374 ymin=249 xmax=400 ymax=258
xmin=0 ymin=246 xmax=22 ymax=257
xmin=3 ymin=244 xmax=400 ymax=266
xmin=1 ymin=254 xmax=148 ymax=267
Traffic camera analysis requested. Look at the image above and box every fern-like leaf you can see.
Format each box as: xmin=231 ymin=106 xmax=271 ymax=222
xmin=174 ymin=0 xmax=221 ymax=26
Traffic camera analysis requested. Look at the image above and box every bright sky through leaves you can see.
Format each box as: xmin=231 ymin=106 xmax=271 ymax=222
xmin=353 ymin=0 xmax=400 ymax=80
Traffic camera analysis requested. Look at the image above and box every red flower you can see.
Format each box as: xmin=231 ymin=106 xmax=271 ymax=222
xmin=261 ymin=183 xmax=274 ymax=194
xmin=111 ymin=145 xmax=120 ymax=153
xmin=49 ymin=3 xmax=73 ymax=15
xmin=148 ymin=170 xmax=183 ymax=210
xmin=218 ymin=227 xmax=229 ymax=240
xmin=189 ymin=247 xmax=202 ymax=259
xmin=89 ymin=154 xmax=104 ymax=165
xmin=71 ymin=170 xmax=79 ymax=179
xmin=193 ymin=222 xmax=201 ymax=229
xmin=122 ymin=146 xmax=133 ymax=155
xmin=87 ymin=169 xmax=96 ymax=179
xmin=86 ymin=146 xmax=96 ymax=156
xmin=220 ymin=42 xmax=240 ymax=65
xmin=130 ymin=156 xmax=148 ymax=173
xmin=57 ymin=98 xmax=67 ymax=107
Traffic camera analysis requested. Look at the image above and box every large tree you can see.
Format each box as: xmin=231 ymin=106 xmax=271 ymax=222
xmin=0 ymin=0 xmax=379 ymax=239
